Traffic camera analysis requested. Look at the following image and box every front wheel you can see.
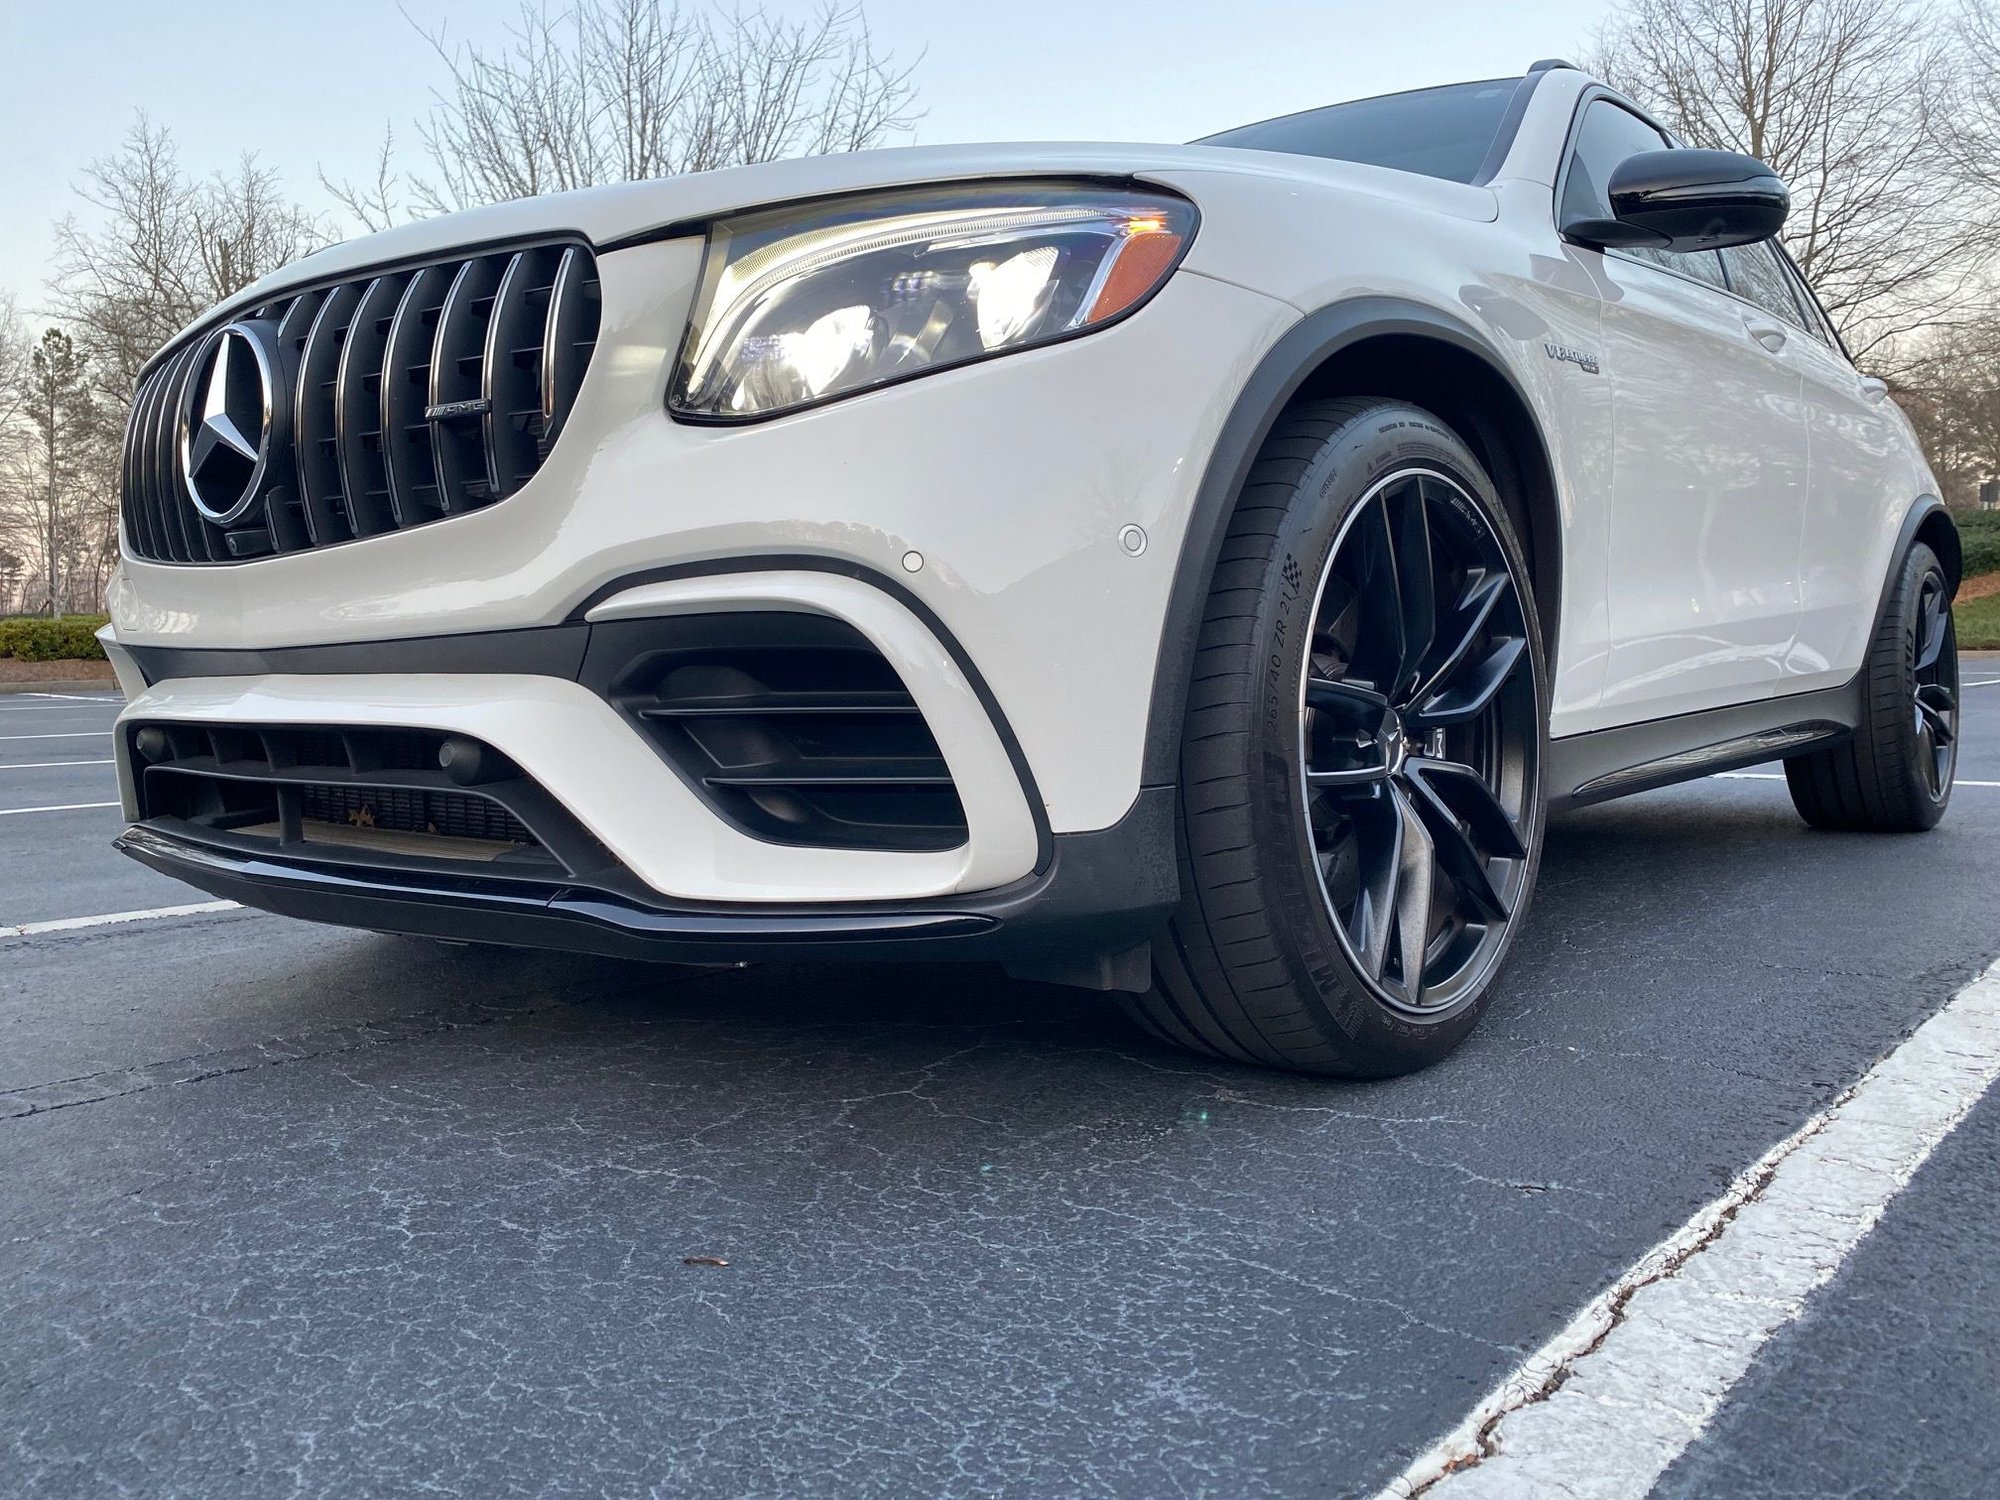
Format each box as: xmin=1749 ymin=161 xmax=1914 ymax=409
xmin=1126 ymin=399 xmax=1548 ymax=1077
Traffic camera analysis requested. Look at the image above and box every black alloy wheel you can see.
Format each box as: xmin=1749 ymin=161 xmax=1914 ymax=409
xmin=1299 ymin=469 xmax=1540 ymax=1017
xmin=1912 ymin=570 xmax=1958 ymax=800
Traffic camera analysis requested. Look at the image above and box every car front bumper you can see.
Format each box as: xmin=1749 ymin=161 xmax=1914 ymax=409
xmin=106 ymin=237 xmax=1296 ymax=948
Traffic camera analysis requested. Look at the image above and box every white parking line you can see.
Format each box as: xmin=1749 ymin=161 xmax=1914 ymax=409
xmin=5 ymin=900 xmax=241 ymax=938
xmin=0 ymin=759 xmax=115 ymax=770
xmin=17 ymin=692 xmax=120 ymax=703
xmin=0 ymin=802 xmax=120 ymax=817
xmin=1378 ymin=957 xmax=2000 ymax=1499
xmin=1716 ymin=771 xmax=2000 ymax=788
xmin=0 ymin=731 xmax=110 ymax=742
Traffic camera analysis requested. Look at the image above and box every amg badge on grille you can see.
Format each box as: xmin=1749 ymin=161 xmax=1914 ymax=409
xmin=423 ymin=397 xmax=493 ymax=422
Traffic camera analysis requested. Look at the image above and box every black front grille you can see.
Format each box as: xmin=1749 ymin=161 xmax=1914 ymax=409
xmin=121 ymin=240 xmax=601 ymax=565
xmin=591 ymin=614 xmax=971 ymax=853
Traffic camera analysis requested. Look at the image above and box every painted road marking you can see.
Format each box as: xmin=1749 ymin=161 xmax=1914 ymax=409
xmin=0 ymin=802 xmax=120 ymax=817
xmin=1715 ymin=771 xmax=2000 ymax=788
xmin=0 ymin=731 xmax=110 ymax=742
xmin=5 ymin=900 xmax=242 ymax=939
xmin=0 ymin=759 xmax=115 ymax=770
xmin=1378 ymin=957 xmax=2000 ymax=1499
xmin=17 ymin=692 xmax=120 ymax=703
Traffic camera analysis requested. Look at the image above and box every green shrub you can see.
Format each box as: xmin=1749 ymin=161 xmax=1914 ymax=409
xmin=0 ymin=614 xmax=111 ymax=662
xmin=1958 ymin=510 xmax=2000 ymax=580
xmin=1956 ymin=593 xmax=2000 ymax=651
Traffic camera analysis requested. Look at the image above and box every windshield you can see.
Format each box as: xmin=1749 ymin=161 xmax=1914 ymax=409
xmin=1197 ymin=78 xmax=1523 ymax=184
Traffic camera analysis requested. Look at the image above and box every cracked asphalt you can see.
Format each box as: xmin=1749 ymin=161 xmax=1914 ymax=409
xmin=4 ymin=677 xmax=1999 ymax=1498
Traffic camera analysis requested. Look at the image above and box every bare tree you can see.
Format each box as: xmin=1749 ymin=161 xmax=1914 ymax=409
xmin=36 ymin=120 xmax=328 ymax=603
xmin=1950 ymin=0 xmax=2000 ymax=193
xmin=1904 ymin=312 xmax=2000 ymax=502
xmin=0 ymin=293 xmax=30 ymax=448
xmin=1594 ymin=0 xmax=1997 ymax=370
xmin=0 ymin=297 xmax=33 ymax=612
xmin=324 ymin=0 xmax=921 ymax=226
xmin=51 ymin=117 xmax=330 ymax=406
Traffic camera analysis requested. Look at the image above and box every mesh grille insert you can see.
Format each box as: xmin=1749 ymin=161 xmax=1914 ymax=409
xmin=296 ymin=785 xmax=534 ymax=845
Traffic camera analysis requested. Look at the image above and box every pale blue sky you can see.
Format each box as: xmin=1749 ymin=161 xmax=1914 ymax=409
xmin=0 ymin=0 xmax=1610 ymax=306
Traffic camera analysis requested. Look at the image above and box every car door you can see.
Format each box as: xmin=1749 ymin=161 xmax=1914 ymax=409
xmin=1724 ymin=243 xmax=1909 ymax=690
xmin=1560 ymin=98 xmax=1810 ymax=723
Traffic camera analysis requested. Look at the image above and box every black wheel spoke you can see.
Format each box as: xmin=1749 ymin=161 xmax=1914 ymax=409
xmin=1353 ymin=497 xmax=1407 ymax=693
xmin=1917 ymin=682 xmax=1957 ymax=716
xmin=1406 ymin=757 xmax=1527 ymax=860
xmin=1305 ymin=677 xmax=1390 ymax=720
xmin=1307 ymin=762 xmax=1393 ymax=789
xmin=1386 ymin=483 xmax=1437 ymax=694
xmin=1347 ymin=789 xmax=1403 ymax=981
xmin=1390 ymin=784 xmax=1436 ymax=1000
xmin=1917 ymin=589 xmax=1950 ymax=673
xmin=1403 ymin=774 xmax=1511 ymax=923
xmin=1408 ymin=635 xmax=1528 ymax=729
xmin=1917 ymin=695 xmax=1955 ymax=748
xmin=1412 ymin=569 xmax=1507 ymax=707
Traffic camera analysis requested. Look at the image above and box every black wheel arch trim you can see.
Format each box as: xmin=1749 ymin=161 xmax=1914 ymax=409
xmin=1141 ymin=295 xmax=1560 ymax=788
xmin=1889 ymin=495 xmax=1959 ymax=599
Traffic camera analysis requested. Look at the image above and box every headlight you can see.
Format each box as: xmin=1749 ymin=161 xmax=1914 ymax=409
xmin=669 ymin=183 xmax=1197 ymax=421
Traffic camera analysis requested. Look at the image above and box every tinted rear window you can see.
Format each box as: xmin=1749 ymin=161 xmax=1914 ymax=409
xmin=1197 ymin=78 xmax=1522 ymax=184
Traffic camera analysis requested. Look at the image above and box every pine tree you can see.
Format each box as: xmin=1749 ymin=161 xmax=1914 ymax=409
xmin=21 ymin=329 xmax=95 ymax=617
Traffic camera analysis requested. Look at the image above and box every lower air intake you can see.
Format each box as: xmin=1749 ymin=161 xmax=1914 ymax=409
xmin=593 ymin=613 xmax=970 ymax=853
xmin=129 ymin=722 xmax=561 ymax=870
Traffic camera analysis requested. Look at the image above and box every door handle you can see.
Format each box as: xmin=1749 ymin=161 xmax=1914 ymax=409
xmin=1742 ymin=316 xmax=1788 ymax=353
xmin=1857 ymin=376 xmax=1889 ymax=404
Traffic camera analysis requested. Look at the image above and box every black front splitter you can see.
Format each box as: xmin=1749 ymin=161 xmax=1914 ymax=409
xmin=112 ymin=791 xmax=1178 ymax=968
xmin=114 ymin=824 xmax=997 ymax=964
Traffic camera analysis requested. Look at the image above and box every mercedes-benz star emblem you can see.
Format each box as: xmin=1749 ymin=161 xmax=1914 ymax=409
xmin=180 ymin=322 xmax=278 ymax=526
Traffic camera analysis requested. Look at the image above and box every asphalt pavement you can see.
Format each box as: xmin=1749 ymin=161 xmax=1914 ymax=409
xmin=3 ymin=674 xmax=1998 ymax=1498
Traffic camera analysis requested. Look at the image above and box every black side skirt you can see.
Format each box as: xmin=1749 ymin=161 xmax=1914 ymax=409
xmin=1545 ymin=678 xmax=1859 ymax=811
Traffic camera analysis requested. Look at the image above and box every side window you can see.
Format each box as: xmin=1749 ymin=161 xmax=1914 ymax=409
xmin=1561 ymin=100 xmax=1727 ymax=291
xmin=1633 ymin=245 xmax=1728 ymax=289
xmin=1560 ymin=100 xmax=1670 ymax=225
xmin=1775 ymin=252 xmax=1840 ymax=348
xmin=1719 ymin=241 xmax=1810 ymax=331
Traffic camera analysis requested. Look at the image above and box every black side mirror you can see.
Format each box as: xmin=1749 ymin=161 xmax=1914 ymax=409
xmin=1565 ymin=149 xmax=1790 ymax=253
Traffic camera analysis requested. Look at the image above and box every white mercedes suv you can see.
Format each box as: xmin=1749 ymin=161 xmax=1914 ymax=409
xmin=104 ymin=63 xmax=1961 ymax=1076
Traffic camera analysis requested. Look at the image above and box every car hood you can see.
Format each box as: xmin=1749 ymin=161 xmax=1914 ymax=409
xmin=180 ymin=141 xmax=1497 ymax=344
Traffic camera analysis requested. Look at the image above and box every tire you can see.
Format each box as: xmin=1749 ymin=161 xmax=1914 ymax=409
xmin=1125 ymin=399 xmax=1548 ymax=1077
xmin=1785 ymin=541 xmax=1958 ymax=833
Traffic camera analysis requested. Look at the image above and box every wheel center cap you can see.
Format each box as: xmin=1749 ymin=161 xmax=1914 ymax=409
xmin=1378 ymin=712 xmax=1444 ymax=777
xmin=1380 ymin=709 xmax=1411 ymax=776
